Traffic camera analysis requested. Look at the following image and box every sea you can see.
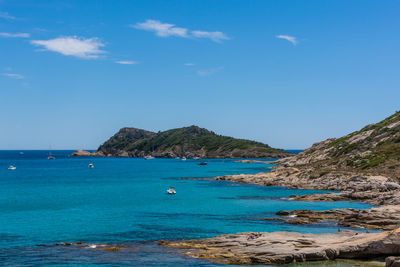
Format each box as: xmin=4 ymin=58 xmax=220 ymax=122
xmin=0 ymin=150 xmax=378 ymax=266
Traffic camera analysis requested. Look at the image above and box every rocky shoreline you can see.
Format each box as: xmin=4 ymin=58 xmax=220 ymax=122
xmin=159 ymin=159 xmax=400 ymax=265
xmin=214 ymin=165 xmax=400 ymax=230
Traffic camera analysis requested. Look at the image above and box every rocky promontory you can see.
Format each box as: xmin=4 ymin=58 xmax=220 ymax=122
xmin=70 ymin=150 xmax=105 ymax=157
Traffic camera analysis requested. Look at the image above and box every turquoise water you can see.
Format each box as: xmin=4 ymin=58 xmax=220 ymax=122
xmin=0 ymin=151 xmax=372 ymax=266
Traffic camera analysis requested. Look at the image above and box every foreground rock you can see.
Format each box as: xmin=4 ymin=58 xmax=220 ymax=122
xmin=160 ymin=229 xmax=400 ymax=265
xmin=273 ymin=205 xmax=400 ymax=231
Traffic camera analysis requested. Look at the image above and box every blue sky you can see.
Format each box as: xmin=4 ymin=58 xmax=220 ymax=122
xmin=0 ymin=0 xmax=399 ymax=150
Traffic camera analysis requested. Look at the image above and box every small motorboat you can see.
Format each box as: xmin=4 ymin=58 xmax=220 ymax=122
xmin=144 ymin=155 xmax=155 ymax=160
xmin=167 ymin=187 xmax=176 ymax=194
xmin=193 ymin=156 xmax=200 ymax=160
xmin=197 ymin=162 xmax=207 ymax=166
xmin=8 ymin=165 xmax=16 ymax=170
xmin=88 ymin=163 xmax=94 ymax=168
xmin=181 ymin=157 xmax=187 ymax=161
xmin=47 ymin=156 xmax=55 ymax=160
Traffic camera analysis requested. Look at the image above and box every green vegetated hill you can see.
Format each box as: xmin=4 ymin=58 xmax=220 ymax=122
xmin=286 ymin=111 xmax=400 ymax=179
xmin=97 ymin=125 xmax=291 ymax=158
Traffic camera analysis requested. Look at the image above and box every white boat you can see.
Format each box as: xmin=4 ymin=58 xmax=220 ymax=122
xmin=88 ymin=163 xmax=94 ymax=168
xmin=144 ymin=155 xmax=155 ymax=160
xmin=8 ymin=165 xmax=16 ymax=170
xmin=47 ymin=145 xmax=55 ymax=159
xmin=193 ymin=157 xmax=200 ymax=160
xmin=167 ymin=187 xmax=176 ymax=194
xmin=181 ymin=157 xmax=187 ymax=161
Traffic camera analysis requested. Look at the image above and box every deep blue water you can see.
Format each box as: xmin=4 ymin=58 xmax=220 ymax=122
xmin=0 ymin=151 xmax=372 ymax=266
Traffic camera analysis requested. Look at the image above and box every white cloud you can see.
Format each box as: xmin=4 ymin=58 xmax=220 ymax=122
xmin=115 ymin=60 xmax=138 ymax=65
xmin=3 ymin=73 xmax=24 ymax=79
xmin=191 ymin=31 xmax=230 ymax=43
xmin=0 ymin=12 xmax=16 ymax=20
xmin=30 ymin=36 xmax=105 ymax=59
xmin=0 ymin=32 xmax=30 ymax=38
xmin=197 ymin=66 xmax=224 ymax=76
xmin=132 ymin=19 xmax=230 ymax=43
xmin=132 ymin=20 xmax=188 ymax=38
xmin=184 ymin=63 xmax=196 ymax=66
xmin=276 ymin=35 xmax=298 ymax=45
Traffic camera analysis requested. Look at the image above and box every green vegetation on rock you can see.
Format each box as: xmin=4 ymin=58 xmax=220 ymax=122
xmin=290 ymin=111 xmax=400 ymax=179
xmin=97 ymin=125 xmax=291 ymax=158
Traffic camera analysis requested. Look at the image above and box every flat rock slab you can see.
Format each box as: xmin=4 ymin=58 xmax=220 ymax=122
xmin=273 ymin=205 xmax=400 ymax=231
xmin=159 ymin=229 xmax=400 ymax=265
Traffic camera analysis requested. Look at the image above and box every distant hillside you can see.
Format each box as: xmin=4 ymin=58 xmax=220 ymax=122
xmin=91 ymin=125 xmax=291 ymax=158
xmin=280 ymin=111 xmax=400 ymax=179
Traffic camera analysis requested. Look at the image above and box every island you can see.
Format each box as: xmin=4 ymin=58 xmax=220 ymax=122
xmin=71 ymin=125 xmax=292 ymax=158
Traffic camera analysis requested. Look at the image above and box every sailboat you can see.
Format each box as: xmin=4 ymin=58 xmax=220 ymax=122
xmin=181 ymin=142 xmax=187 ymax=161
xmin=47 ymin=145 xmax=55 ymax=160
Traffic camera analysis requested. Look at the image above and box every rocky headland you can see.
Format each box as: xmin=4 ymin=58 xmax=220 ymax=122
xmin=71 ymin=125 xmax=292 ymax=158
xmin=160 ymin=111 xmax=400 ymax=265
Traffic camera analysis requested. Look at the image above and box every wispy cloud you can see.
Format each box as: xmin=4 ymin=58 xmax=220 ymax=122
xmin=191 ymin=31 xmax=229 ymax=43
xmin=184 ymin=63 xmax=196 ymax=66
xmin=30 ymin=36 xmax=105 ymax=59
xmin=0 ymin=32 xmax=30 ymax=38
xmin=276 ymin=35 xmax=298 ymax=45
xmin=132 ymin=20 xmax=188 ymax=38
xmin=115 ymin=60 xmax=138 ymax=65
xmin=132 ymin=20 xmax=230 ymax=43
xmin=197 ymin=66 xmax=224 ymax=76
xmin=2 ymin=73 xmax=24 ymax=79
xmin=0 ymin=12 xmax=16 ymax=20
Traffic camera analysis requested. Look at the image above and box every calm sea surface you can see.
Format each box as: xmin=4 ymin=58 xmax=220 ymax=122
xmin=0 ymin=151 xmax=374 ymax=266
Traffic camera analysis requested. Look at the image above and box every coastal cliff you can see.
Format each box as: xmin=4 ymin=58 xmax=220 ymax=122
xmin=72 ymin=125 xmax=291 ymax=158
